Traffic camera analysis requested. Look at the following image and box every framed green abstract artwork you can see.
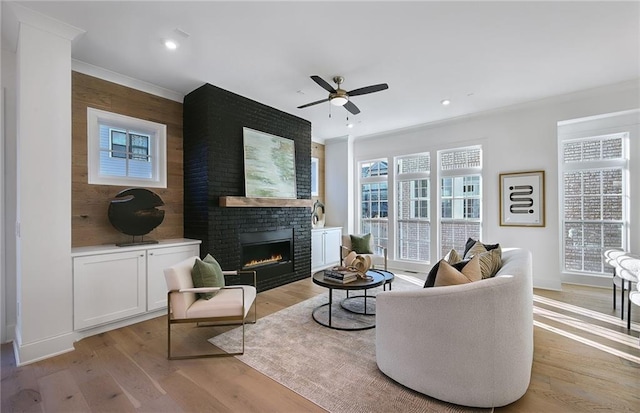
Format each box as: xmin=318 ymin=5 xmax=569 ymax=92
xmin=243 ymin=127 xmax=297 ymax=199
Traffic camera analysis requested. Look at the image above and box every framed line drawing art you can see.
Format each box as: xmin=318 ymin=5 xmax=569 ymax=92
xmin=500 ymin=170 xmax=545 ymax=227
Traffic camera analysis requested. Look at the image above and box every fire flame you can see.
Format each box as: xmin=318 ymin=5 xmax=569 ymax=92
xmin=244 ymin=254 xmax=283 ymax=268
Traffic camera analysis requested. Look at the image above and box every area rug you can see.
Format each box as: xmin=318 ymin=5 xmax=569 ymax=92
xmin=209 ymin=275 xmax=490 ymax=413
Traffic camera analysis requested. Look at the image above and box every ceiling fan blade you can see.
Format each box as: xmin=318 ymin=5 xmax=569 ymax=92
xmin=347 ymin=83 xmax=389 ymax=97
xmin=297 ymin=98 xmax=329 ymax=109
xmin=311 ymin=75 xmax=336 ymax=93
xmin=343 ymin=100 xmax=361 ymax=115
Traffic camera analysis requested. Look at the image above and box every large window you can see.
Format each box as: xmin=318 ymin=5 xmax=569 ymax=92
xmin=360 ymin=160 xmax=388 ymax=249
xmin=439 ymin=147 xmax=482 ymax=257
xmin=396 ymin=154 xmax=430 ymax=262
xmin=358 ymin=146 xmax=483 ymax=266
xmin=87 ymin=107 xmax=167 ymax=188
xmin=561 ymin=133 xmax=627 ymax=274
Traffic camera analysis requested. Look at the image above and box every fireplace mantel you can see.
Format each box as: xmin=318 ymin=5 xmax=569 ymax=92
xmin=219 ymin=196 xmax=312 ymax=208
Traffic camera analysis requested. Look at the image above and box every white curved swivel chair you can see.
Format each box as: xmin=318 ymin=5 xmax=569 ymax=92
xmin=616 ymin=254 xmax=639 ymax=331
xmin=376 ymin=248 xmax=533 ymax=408
xmin=604 ymin=249 xmax=627 ymax=317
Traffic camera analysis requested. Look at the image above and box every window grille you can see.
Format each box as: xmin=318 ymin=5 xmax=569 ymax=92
xmin=561 ymin=133 xmax=627 ymax=274
xmin=396 ymin=154 xmax=430 ymax=262
xmin=439 ymin=147 xmax=482 ymax=257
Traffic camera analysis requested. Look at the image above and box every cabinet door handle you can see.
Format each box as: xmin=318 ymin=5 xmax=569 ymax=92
xmin=149 ymin=252 xmax=154 ymax=256
xmin=140 ymin=254 xmax=144 ymax=257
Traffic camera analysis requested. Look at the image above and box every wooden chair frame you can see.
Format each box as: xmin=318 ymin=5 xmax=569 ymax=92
xmin=167 ymin=270 xmax=257 ymax=360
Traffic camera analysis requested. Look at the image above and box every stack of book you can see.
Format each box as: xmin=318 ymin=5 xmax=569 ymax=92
xmin=323 ymin=267 xmax=359 ymax=284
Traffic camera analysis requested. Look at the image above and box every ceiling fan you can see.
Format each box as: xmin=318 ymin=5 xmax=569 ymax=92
xmin=297 ymin=75 xmax=389 ymax=115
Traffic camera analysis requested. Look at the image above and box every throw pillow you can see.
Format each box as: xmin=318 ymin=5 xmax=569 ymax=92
xmin=463 ymin=238 xmax=500 ymax=258
xmin=191 ymin=254 xmax=225 ymax=300
xmin=424 ymin=249 xmax=462 ymax=287
xmin=477 ymin=248 xmax=503 ymax=279
xmin=463 ymin=241 xmax=503 ymax=278
xmin=424 ymin=254 xmax=480 ymax=288
xmin=433 ymin=255 xmax=482 ymax=287
xmin=350 ymin=233 xmax=374 ymax=254
xmin=444 ymin=248 xmax=463 ymax=264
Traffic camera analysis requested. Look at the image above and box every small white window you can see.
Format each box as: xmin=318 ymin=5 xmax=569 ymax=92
xmin=311 ymin=157 xmax=319 ymax=196
xmin=87 ymin=107 xmax=167 ymax=188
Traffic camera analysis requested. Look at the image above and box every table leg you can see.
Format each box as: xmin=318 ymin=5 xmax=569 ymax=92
xmin=364 ymin=289 xmax=368 ymax=315
xmin=328 ymin=288 xmax=333 ymax=327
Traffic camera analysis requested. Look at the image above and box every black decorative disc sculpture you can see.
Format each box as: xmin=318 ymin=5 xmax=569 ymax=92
xmin=108 ymin=188 xmax=165 ymax=246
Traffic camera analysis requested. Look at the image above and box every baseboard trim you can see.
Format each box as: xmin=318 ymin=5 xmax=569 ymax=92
xmin=532 ymin=277 xmax=562 ymax=291
xmin=13 ymin=331 xmax=75 ymax=366
xmin=12 ymin=309 xmax=166 ymax=365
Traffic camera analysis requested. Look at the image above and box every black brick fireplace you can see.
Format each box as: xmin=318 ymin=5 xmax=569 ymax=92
xmin=183 ymin=83 xmax=312 ymax=292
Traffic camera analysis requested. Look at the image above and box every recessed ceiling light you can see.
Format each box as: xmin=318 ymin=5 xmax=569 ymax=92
xmin=347 ymin=123 xmax=354 ymax=128
xmin=441 ymin=99 xmax=451 ymax=106
xmin=164 ymin=40 xmax=178 ymax=50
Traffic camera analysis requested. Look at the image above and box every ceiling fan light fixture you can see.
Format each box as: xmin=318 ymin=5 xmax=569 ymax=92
xmin=331 ymin=96 xmax=348 ymax=106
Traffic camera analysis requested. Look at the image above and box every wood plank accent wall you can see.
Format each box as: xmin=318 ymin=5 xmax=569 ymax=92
xmin=71 ymin=72 xmax=184 ymax=247
xmin=311 ymin=142 xmax=325 ymax=205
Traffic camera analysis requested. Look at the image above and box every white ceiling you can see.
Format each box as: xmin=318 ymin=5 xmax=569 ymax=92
xmin=3 ymin=1 xmax=639 ymax=142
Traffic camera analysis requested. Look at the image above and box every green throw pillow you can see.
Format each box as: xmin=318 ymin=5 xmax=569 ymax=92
xmin=191 ymin=254 xmax=225 ymax=300
xmin=350 ymin=233 xmax=373 ymax=254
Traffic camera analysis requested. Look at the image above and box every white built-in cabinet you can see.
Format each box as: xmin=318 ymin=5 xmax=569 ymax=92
xmin=72 ymin=239 xmax=200 ymax=330
xmin=311 ymin=227 xmax=342 ymax=272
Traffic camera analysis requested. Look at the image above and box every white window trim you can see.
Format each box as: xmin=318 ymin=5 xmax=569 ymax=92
xmin=557 ymin=108 xmax=640 ymax=286
xmin=87 ymin=107 xmax=167 ymax=188
xmin=357 ymin=158 xmax=390 ymax=244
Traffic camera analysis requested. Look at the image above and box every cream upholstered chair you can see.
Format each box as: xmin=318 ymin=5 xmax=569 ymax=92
xmin=341 ymin=233 xmax=388 ymax=271
xmin=604 ymin=249 xmax=627 ymax=316
xmin=616 ymin=253 xmax=639 ymax=330
xmin=163 ymin=256 xmax=257 ymax=360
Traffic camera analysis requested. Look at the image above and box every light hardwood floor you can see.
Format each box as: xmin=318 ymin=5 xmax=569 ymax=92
xmin=2 ymin=279 xmax=639 ymax=412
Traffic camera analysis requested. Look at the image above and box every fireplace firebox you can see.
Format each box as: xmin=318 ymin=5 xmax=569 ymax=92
xmin=240 ymin=229 xmax=294 ymax=279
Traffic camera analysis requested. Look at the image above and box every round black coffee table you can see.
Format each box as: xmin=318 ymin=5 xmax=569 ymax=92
xmin=311 ymin=270 xmax=385 ymax=330
xmin=341 ymin=269 xmax=395 ymax=315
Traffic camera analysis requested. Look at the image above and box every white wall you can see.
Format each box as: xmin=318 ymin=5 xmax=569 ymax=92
xmin=324 ymin=136 xmax=353 ymax=232
xmin=1 ymin=48 xmax=17 ymax=344
xmin=327 ymin=80 xmax=640 ymax=290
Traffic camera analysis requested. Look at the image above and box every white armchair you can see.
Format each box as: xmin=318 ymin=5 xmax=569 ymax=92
xmin=163 ymin=256 xmax=257 ymax=360
xmin=341 ymin=234 xmax=388 ymax=271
